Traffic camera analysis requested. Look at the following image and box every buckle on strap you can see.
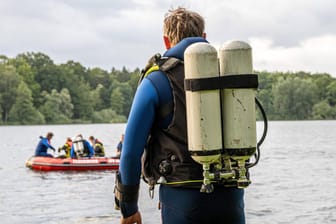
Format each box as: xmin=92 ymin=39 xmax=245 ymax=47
xmin=149 ymin=184 xmax=155 ymax=199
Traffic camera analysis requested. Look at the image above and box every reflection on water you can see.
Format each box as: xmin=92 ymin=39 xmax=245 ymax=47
xmin=0 ymin=122 xmax=336 ymax=224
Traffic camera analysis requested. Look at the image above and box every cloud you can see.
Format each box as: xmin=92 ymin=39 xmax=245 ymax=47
xmin=205 ymin=0 xmax=336 ymax=44
xmin=250 ymin=35 xmax=336 ymax=75
xmin=0 ymin=0 xmax=335 ymax=77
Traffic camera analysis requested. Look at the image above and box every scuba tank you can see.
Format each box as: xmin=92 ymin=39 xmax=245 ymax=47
xmin=219 ymin=41 xmax=257 ymax=188
xmin=184 ymin=43 xmax=232 ymax=193
xmin=184 ymin=41 xmax=267 ymax=192
xmin=73 ymin=136 xmax=85 ymax=157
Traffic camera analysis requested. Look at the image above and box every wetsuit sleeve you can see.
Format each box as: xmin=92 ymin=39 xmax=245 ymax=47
xmin=86 ymin=141 xmax=95 ymax=157
xmin=117 ymin=142 xmax=122 ymax=151
xmin=42 ymin=138 xmax=55 ymax=151
xmin=118 ymin=77 xmax=159 ymax=217
xmin=70 ymin=146 xmax=75 ymax=158
xmin=120 ymin=77 xmax=159 ymax=183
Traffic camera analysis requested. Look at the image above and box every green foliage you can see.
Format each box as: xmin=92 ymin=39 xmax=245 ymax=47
xmin=92 ymin=108 xmax=127 ymax=123
xmin=8 ymin=81 xmax=45 ymax=124
xmin=7 ymin=56 xmax=41 ymax=102
xmin=110 ymin=87 xmax=124 ymax=115
xmin=109 ymin=79 xmax=135 ymax=118
xmin=256 ymin=72 xmax=336 ymax=120
xmin=91 ymin=84 xmax=105 ymax=111
xmin=326 ymin=81 xmax=336 ymax=106
xmin=0 ymin=64 xmax=21 ymax=123
xmin=39 ymin=89 xmax=73 ymax=124
xmin=0 ymin=51 xmax=336 ymax=125
xmin=312 ymin=100 xmax=336 ymax=119
xmin=272 ymin=77 xmax=318 ymax=120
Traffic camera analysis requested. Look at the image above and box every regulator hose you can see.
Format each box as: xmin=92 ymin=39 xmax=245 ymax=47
xmin=246 ymin=97 xmax=268 ymax=168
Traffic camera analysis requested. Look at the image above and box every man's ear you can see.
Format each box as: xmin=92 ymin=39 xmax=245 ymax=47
xmin=203 ymin=32 xmax=206 ymax=39
xmin=163 ymin=36 xmax=171 ymax=49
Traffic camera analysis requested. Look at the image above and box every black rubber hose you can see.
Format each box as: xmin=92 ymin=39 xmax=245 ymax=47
xmin=246 ymin=98 xmax=268 ymax=168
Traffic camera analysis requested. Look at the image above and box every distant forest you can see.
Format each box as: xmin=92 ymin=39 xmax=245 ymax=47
xmin=0 ymin=52 xmax=335 ymax=125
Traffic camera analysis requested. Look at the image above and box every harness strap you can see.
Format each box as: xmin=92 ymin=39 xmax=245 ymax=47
xmin=160 ymin=57 xmax=182 ymax=72
xmin=184 ymin=74 xmax=258 ymax=91
xmin=141 ymin=55 xmax=183 ymax=120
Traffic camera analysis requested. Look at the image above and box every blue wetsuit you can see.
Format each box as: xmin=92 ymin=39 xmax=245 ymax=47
xmin=117 ymin=141 xmax=123 ymax=153
xmin=34 ymin=136 xmax=55 ymax=157
xmin=70 ymin=140 xmax=95 ymax=158
xmin=119 ymin=37 xmax=245 ymax=223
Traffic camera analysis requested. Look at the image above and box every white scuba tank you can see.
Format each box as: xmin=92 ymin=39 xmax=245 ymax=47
xmin=218 ymin=41 xmax=257 ymax=161
xmin=73 ymin=136 xmax=85 ymax=156
xmin=184 ymin=40 xmax=258 ymax=191
xmin=184 ymin=42 xmax=222 ymax=166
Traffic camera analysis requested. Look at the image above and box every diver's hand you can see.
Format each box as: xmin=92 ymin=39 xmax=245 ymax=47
xmin=120 ymin=211 xmax=142 ymax=224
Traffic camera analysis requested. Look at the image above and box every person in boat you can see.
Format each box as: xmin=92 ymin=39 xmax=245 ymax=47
xmin=70 ymin=134 xmax=95 ymax=159
xmin=58 ymin=137 xmax=72 ymax=158
xmin=115 ymin=134 xmax=124 ymax=158
xmin=89 ymin=136 xmax=105 ymax=157
xmin=114 ymin=7 xmax=245 ymax=224
xmin=34 ymin=132 xmax=55 ymax=158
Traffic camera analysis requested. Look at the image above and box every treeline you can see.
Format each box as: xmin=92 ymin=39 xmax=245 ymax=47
xmin=257 ymin=71 xmax=336 ymax=120
xmin=0 ymin=52 xmax=139 ymax=125
xmin=0 ymin=52 xmax=335 ymax=125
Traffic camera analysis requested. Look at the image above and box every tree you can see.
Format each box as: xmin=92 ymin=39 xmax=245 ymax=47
xmin=256 ymin=72 xmax=275 ymax=119
xmin=59 ymin=88 xmax=74 ymax=119
xmin=92 ymin=108 xmax=126 ymax=123
xmin=39 ymin=89 xmax=74 ymax=124
xmin=118 ymin=82 xmax=133 ymax=117
xmin=312 ymin=100 xmax=336 ymax=120
xmin=111 ymin=66 xmax=132 ymax=83
xmin=16 ymin=52 xmax=57 ymax=92
xmin=87 ymin=67 xmax=111 ymax=89
xmin=58 ymin=61 xmax=94 ymax=121
xmin=8 ymin=81 xmax=45 ymax=124
xmin=326 ymin=81 xmax=336 ymax=106
xmin=0 ymin=55 xmax=8 ymax=64
xmin=312 ymin=73 xmax=334 ymax=101
xmin=129 ymin=69 xmax=141 ymax=97
xmin=70 ymin=81 xmax=94 ymax=121
xmin=91 ymin=84 xmax=105 ymax=111
xmin=0 ymin=64 xmax=21 ymax=123
xmin=272 ymin=77 xmax=318 ymax=120
xmin=8 ymin=56 xmax=41 ymax=103
xmin=110 ymin=87 xmax=124 ymax=115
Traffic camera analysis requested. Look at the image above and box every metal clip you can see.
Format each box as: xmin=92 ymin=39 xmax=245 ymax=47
xmin=149 ymin=184 xmax=155 ymax=199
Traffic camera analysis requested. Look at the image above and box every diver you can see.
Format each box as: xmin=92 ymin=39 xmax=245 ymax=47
xmin=89 ymin=136 xmax=105 ymax=157
xmin=114 ymin=7 xmax=245 ymax=224
xmin=58 ymin=137 xmax=72 ymax=158
xmin=70 ymin=134 xmax=95 ymax=158
xmin=115 ymin=134 xmax=124 ymax=158
xmin=34 ymin=132 xmax=55 ymax=157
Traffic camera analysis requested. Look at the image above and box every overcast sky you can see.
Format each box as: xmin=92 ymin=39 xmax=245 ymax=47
xmin=1 ymin=0 xmax=335 ymax=77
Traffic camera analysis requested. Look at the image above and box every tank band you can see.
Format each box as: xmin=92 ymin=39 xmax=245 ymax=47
xmin=184 ymin=74 xmax=258 ymax=91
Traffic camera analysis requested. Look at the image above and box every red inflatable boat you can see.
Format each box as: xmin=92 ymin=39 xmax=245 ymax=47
xmin=26 ymin=156 xmax=120 ymax=171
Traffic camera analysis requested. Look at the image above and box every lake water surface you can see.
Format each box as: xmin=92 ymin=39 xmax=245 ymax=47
xmin=0 ymin=121 xmax=335 ymax=223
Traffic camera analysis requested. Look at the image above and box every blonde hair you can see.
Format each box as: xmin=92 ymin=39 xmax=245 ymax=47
xmin=163 ymin=7 xmax=205 ymax=46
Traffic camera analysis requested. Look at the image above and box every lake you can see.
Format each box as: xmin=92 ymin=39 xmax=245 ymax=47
xmin=0 ymin=121 xmax=335 ymax=223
